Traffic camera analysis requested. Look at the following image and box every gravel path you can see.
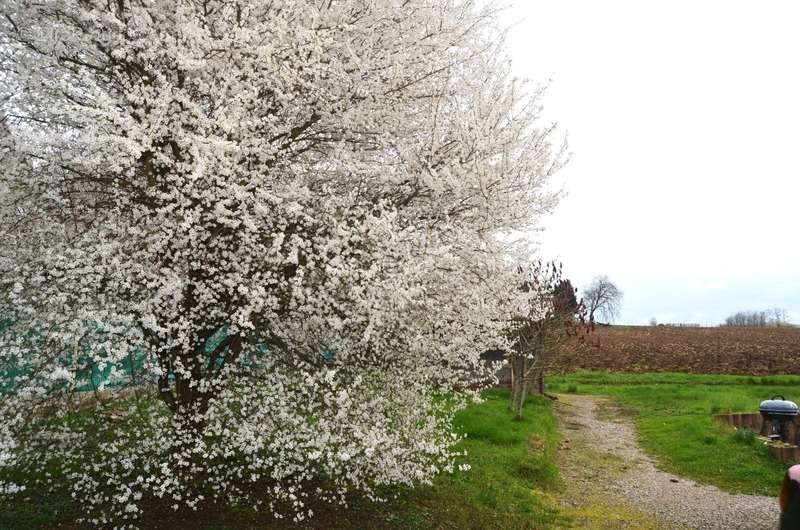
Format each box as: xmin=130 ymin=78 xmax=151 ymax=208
xmin=555 ymin=394 xmax=779 ymax=529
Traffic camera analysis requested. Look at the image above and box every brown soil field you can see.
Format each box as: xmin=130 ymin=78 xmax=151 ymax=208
xmin=555 ymin=325 xmax=800 ymax=375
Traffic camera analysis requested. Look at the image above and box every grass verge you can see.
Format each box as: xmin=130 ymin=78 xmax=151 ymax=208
xmin=380 ymin=389 xmax=565 ymax=530
xmin=549 ymin=371 xmax=792 ymax=496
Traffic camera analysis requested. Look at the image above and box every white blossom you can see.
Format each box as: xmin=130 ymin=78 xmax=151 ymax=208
xmin=0 ymin=0 xmax=561 ymax=527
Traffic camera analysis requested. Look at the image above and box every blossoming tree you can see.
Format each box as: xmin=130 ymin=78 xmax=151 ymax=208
xmin=0 ymin=0 xmax=562 ymax=525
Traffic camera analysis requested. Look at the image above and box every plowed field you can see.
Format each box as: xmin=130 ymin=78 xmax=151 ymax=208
xmin=555 ymin=325 xmax=800 ymax=375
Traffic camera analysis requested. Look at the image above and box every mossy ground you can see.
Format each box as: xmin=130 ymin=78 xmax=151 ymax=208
xmin=554 ymin=394 xmax=662 ymax=529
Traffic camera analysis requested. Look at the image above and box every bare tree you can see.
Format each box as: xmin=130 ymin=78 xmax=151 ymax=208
xmin=583 ymin=276 xmax=623 ymax=324
xmin=649 ymin=317 xmax=658 ymax=326
xmin=769 ymin=308 xmax=789 ymax=325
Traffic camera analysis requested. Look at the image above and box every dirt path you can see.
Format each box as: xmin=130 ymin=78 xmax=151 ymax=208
xmin=555 ymin=394 xmax=779 ymax=529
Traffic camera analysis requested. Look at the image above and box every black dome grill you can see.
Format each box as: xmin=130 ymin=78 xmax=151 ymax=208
xmin=760 ymin=395 xmax=798 ymax=442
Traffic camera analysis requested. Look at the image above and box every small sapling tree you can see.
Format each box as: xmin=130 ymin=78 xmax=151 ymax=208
xmin=506 ymin=262 xmax=588 ymax=420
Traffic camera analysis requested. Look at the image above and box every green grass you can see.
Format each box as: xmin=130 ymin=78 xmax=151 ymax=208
xmin=0 ymin=389 xmax=565 ymax=529
xmin=549 ymin=371 xmax=793 ymax=496
xmin=384 ymin=389 xmax=565 ymax=529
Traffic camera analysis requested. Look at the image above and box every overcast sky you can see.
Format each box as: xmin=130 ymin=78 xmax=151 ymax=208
xmin=502 ymin=0 xmax=800 ymax=325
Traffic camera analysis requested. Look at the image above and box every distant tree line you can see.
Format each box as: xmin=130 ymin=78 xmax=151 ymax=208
xmin=722 ymin=308 xmax=790 ymax=327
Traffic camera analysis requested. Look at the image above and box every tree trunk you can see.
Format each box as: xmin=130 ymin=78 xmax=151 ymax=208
xmin=508 ymin=354 xmax=517 ymax=412
xmin=514 ymin=356 xmax=528 ymax=420
xmin=509 ymin=353 xmax=525 ymax=414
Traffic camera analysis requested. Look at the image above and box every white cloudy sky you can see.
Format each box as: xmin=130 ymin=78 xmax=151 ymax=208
xmin=502 ymin=0 xmax=800 ymax=325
